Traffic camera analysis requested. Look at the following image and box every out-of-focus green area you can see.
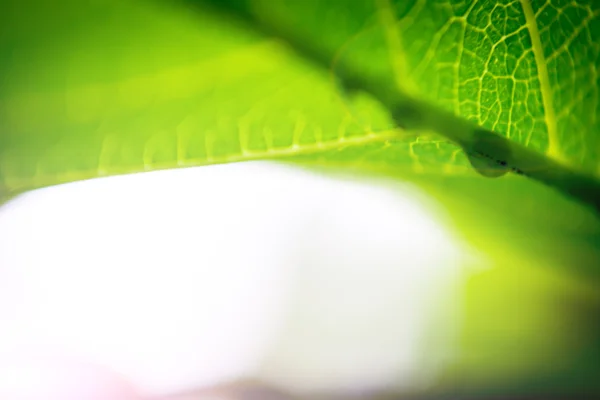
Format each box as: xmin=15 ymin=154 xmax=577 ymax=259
xmin=1 ymin=0 xmax=600 ymax=396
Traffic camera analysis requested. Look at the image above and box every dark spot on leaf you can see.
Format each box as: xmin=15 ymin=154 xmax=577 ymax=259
xmin=465 ymin=128 xmax=512 ymax=178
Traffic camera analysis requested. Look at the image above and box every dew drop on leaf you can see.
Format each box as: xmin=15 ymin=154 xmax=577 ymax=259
xmin=465 ymin=129 xmax=511 ymax=178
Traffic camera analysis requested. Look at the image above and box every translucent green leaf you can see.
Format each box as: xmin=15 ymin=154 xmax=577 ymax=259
xmin=238 ymin=0 xmax=600 ymax=170
xmin=0 ymin=0 xmax=392 ymax=196
xmin=1 ymin=0 xmax=600 ymax=394
xmin=2 ymin=0 xmax=599 ymax=200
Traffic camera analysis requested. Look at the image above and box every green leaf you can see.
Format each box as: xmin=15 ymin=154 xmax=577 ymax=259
xmin=1 ymin=0 xmax=600 ymax=393
xmin=201 ymin=0 xmax=600 ymax=212
xmin=1 ymin=0 xmax=599 ymax=199
xmin=242 ymin=0 xmax=600 ymax=170
xmin=0 ymin=1 xmax=392 ymax=200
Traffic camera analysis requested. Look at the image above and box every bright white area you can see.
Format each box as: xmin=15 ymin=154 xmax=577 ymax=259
xmin=0 ymin=161 xmax=477 ymax=398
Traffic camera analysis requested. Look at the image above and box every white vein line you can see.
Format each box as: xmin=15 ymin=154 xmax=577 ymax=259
xmin=520 ymin=0 xmax=561 ymax=160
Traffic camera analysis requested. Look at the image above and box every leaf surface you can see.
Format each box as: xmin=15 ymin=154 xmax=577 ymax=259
xmin=2 ymin=0 xmax=599 ymax=195
xmin=1 ymin=0 xmax=600 ymax=393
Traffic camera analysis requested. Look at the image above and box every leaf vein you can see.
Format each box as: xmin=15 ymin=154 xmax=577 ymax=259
xmin=520 ymin=0 xmax=561 ymax=161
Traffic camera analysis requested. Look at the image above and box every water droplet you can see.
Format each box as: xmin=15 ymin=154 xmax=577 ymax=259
xmin=465 ymin=129 xmax=511 ymax=178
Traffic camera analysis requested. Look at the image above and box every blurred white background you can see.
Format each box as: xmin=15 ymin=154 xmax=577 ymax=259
xmin=0 ymin=161 xmax=480 ymax=398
